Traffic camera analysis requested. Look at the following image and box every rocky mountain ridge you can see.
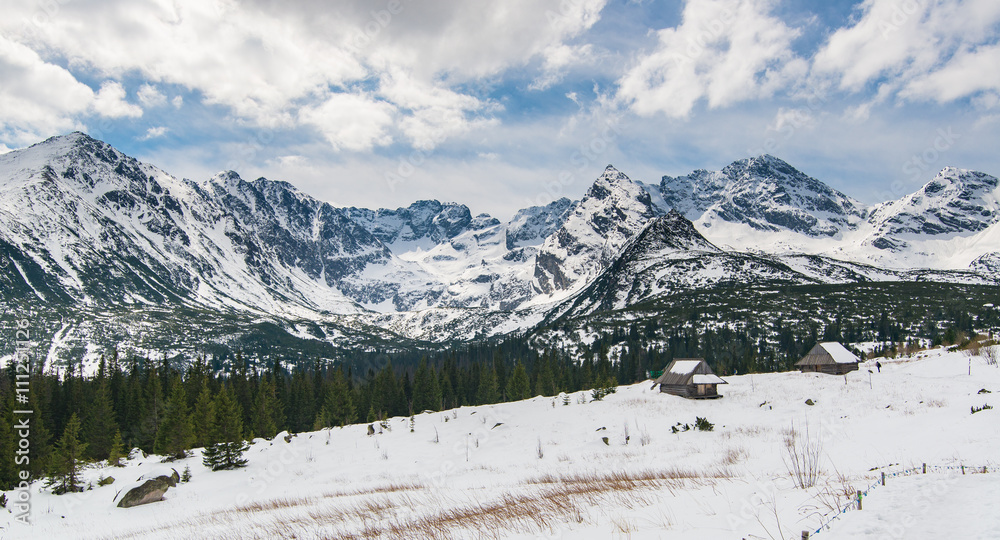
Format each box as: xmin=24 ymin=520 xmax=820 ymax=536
xmin=1 ymin=132 xmax=997 ymax=365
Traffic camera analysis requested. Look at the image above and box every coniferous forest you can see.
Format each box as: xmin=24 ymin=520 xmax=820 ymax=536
xmin=1 ymin=298 xmax=996 ymax=493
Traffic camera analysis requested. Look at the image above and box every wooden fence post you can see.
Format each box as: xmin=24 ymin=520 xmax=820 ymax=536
xmin=922 ymin=463 xmax=926 ymax=474
xmin=857 ymin=490 xmax=862 ymax=510
xmin=881 ymin=472 xmax=885 ymax=485
xmin=801 ymin=531 xmax=809 ymax=540
xmin=962 ymin=465 xmax=965 ymax=475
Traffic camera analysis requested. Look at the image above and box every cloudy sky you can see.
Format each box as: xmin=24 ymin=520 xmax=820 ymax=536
xmin=2 ymin=0 xmax=999 ymax=219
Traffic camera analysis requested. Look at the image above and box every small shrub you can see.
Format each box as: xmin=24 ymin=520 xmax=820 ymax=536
xmin=638 ymin=429 xmax=651 ymax=446
xmin=181 ymin=465 xmax=192 ymax=483
xmin=971 ymin=404 xmax=993 ymax=414
xmin=695 ymin=417 xmax=714 ymax=432
xmin=984 ymin=346 xmax=998 ymax=367
xmin=0 ymin=493 xmax=7 ymax=508
xmin=784 ymin=421 xmax=822 ymax=489
xmin=979 ymin=388 xmax=991 ymax=394
xmin=97 ymin=475 xmax=115 ymax=487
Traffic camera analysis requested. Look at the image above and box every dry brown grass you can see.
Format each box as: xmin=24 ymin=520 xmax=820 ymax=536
xmin=99 ymin=470 xmax=736 ymax=540
xmin=320 ymin=480 xmax=425 ymax=498
xmin=333 ymin=469 xmax=730 ymax=540
xmin=720 ymin=445 xmax=749 ymax=466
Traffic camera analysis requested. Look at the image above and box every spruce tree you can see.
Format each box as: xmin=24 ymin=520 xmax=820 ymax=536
xmin=137 ymin=364 xmax=166 ymax=450
xmin=323 ymin=369 xmax=356 ymax=426
xmin=439 ymin=367 xmax=455 ymax=409
xmin=47 ymin=413 xmax=87 ymax=494
xmin=506 ymin=361 xmax=531 ymax=402
xmin=202 ymin=386 xmax=249 ymax=471
xmin=108 ymin=430 xmax=126 ymax=467
xmin=412 ymin=359 xmax=441 ymax=413
xmin=0 ymin=389 xmax=16 ymax=490
xmin=192 ymin=380 xmax=216 ymax=448
xmin=85 ymin=379 xmax=117 ymax=460
xmin=252 ymin=377 xmax=283 ymax=440
xmin=28 ymin=392 xmax=52 ymax=481
xmin=476 ymin=364 xmax=499 ymax=405
xmin=154 ymin=379 xmax=194 ymax=459
xmin=534 ymin=357 xmax=556 ymax=397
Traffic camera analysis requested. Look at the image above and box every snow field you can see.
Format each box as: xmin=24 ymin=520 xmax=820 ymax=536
xmin=4 ymin=346 xmax=998 ymax=539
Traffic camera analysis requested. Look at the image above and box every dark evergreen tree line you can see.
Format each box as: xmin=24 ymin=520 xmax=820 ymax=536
xmin=3 ymin=301 xmax=990 ymax=491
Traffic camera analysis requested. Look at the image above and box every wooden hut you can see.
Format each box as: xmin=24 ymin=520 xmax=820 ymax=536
xmin=653 ymin=359 xmax=726 ymax=399
xmin=795 ymin=342 xmax=860 ymax=375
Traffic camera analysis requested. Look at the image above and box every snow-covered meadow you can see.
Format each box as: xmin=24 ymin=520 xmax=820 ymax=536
xmin=4 ymin=346 xmax=998 ymax=539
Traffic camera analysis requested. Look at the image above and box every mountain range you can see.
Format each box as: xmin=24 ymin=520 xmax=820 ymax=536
xmin=1 ymin=132 xmax=997 ymax=366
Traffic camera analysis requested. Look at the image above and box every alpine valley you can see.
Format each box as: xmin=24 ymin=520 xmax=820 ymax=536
xmin=2 ymin=133 xmax=999 ymax=371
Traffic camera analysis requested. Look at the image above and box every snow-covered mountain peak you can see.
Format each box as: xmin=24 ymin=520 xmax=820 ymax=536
xmin=345 ymin=199 xmax=489 ymax=252
xmin=598 ymin=164 xmax=629 ymax=182
xmin=650 ymin=209 xmax=722 ymax=252
xmin=206 ymin=170 xmax=247 ymax=194
xmin=586 ymin=165 xmax=653 ymax=207
xmin=532 ymin=166 xmax=656 ymax=297
xmin=921 ymin=167 xmax=998 ymax=200
xmin=657 ymin=155 xmax=867 ymax=243
xmin=721 ymin=154 xmax=798 ymax=180
xmin=862 ymin=167 xmax=1000 ymax=263
xmin=506 ymin=197 xmax=575 ymax=249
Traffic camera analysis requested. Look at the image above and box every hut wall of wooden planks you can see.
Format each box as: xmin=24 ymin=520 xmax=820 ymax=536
xmin=653 ymin=359 xmax=727 ymax=399
xmin=795 ymin=342 xmax=861 ymax=375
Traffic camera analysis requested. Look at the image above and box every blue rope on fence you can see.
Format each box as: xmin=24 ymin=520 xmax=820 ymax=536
xmin=808 ymin=462 xmax=993 ymax=536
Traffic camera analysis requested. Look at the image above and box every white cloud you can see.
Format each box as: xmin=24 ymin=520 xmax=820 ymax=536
xmin=298 ymin=93 xmax=396 ymax=151
xmin=139 ymin=126 xmax=169 ymax=140
xmin=529 ymin=43 xmax=596 ymax=90
xmin=843 ymin=102 xmax=872 ymax=123
xmin=0 ymin=34 xmax=93 ymax=143
xmin=814 ymin=0 xmax=1000 ymax=103
xmin=93 ymin=81 xmax=143 ymax=118
xmin=172 ymin=95 xmax=184 ymax=109
xmin=0 ymin=0 xmax=608 ymax=152
xmin=616 ymin=0 xmax=802 ymax=118
xmin=770 ymin=106 xmax=817 ymax=132
xmin=138 ymin=84 xmax=167 ymax=108
xmin=901 ymin=44 xmax=1000 ymax=103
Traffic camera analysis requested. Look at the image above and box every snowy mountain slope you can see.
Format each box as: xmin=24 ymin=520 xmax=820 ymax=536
xmin=551 ymin=211 xmax=815 ymax=317
xmin=653 ymin=157 xmax=1000 ymax=271
xmin=859 ymin=167 xmax=1000 ymax=269
xmin=532 ymin=165 xmax=657 ymax=298
xmin=2 ymin=132 xmax=998 ymax=360
xmin=0 ymin=133 xmax=381 ymax=317
xmin=505 ymin=197 xmax=575 ymax=249
xmin=657 ymin=154 xmax=867 ymax=239
xmin=8 ymin=347 xmax=998 ymax=539
xmin=545 ymin=211 xmax=999 ymax=328
xmin=345 ymin=200 xmax=497 ymax=253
